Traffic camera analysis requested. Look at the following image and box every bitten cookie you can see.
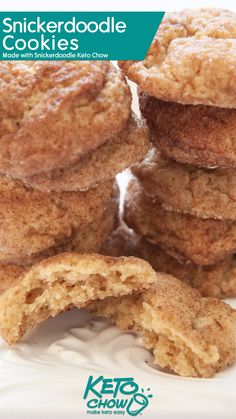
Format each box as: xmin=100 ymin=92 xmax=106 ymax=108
xmin=90 ymin=279 xmax=236 ymax=378
xmin=0 ymin=253 xmax=156 ymax=344
xmin=20 ymin=114 xmax=150 ymax=192
xmin=102 ymin=223 xmax=236 ymax=298
xmin=119 ymin=9 xmax=236 ymax=107
xmin=0 ymin=61 xmax=131 ymax=177
xmin=140 ymin=93 xmax=236 ymax=168
xmin=133 ymin=148 xmax=236 ymax=220
xmin=0 ymin=176 xmax=114 ymax=263
xmin=124 ymin=179 xmax=236 ymax=265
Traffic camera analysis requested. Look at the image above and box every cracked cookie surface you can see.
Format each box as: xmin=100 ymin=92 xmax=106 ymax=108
xmin=140 ymin=93 xmax=236 ymax=168
xmin=20 ymin=114 xmax=150 ymax=192
xmin=0 ymin=176 xmax=114 ymax=263
xmin=0 ymin=61 xmax=131 ymax=177
xmin=0 ymin=196 xmax=118 ymax=291
xmin=102 ymin=223 xmax=236 ymax=298
xmin=133 ymin=148 xmax=236 ymax=220
xmin=22 ymin=188 xmax=118 ymax=266
xmin=120 ymin=9 xmax=236 ymax=107
xmin=124 ymin=179 xmax=236 ymax=265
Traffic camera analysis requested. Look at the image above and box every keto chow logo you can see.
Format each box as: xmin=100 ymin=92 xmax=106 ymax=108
xmin=0 ymin=12 xmax=164 ymax=60
xmin=83 ymin=375 xmax=153 ymax=416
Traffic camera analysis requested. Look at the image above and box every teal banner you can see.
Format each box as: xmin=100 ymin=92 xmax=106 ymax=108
xmin=0 ymin=12 xmax=164 ymax=60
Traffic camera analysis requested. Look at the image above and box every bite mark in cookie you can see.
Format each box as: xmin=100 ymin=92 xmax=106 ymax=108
xmin=0 ymin=253 xmax=156 ymax=344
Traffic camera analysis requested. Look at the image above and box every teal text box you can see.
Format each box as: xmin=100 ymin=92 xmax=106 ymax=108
xmin=0 ymin=12 xmax=164 ymax=60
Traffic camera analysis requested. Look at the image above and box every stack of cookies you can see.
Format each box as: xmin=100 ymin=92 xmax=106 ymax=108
xmin=117 ymin=8 xmax=236 ymax=298
xmin=1 ymin=51 xmax=236 ymax=380
xmin=0 ymin=61 xmax=150 ymax=269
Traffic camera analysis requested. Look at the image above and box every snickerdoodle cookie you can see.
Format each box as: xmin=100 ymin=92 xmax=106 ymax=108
xmin=124 ymin=179 xmax=236 ymax=265
xmin=139 ymin=93 xmax=236 ymax=168
xmin=91 ymin=279 xmax=236 ymax=378
xmin=120 ymin=9 xmax=236 ymax=107
xmin=0 ymin=253 xmax=156 ymax=344
xmin=102 ymin=223 xmax=236 ymax=298
xmin=0 ymin=176 xmax=114 ymax=263
xmin=133 ymin=148 xmax=236 ymax=220
xmin=0 ymin=199 xmax=118 ymax=290
xmin=0 ymin=61 xmax=131 ymax=177
xmin=24 ymin=191 xmax=118 ymax=265
xmin=20 ymin=114 xmax=150 ymax=192
xmin=0 ymin=264 xmax=24 ymax=294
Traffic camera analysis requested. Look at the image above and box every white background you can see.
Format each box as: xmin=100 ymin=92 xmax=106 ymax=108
xmin=1 ymin=0 xmax=236 ymax=12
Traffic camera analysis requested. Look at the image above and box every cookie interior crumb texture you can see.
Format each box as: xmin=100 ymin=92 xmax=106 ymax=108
xmin=90 ymin=275 xmax=236 ymax=378
xmin=0 ymin=253 xmax=156 ymax=344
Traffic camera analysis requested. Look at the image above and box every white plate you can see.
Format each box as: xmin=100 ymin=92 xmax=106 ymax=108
xmin=0 ymin=301 xmax=236 ymax=419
